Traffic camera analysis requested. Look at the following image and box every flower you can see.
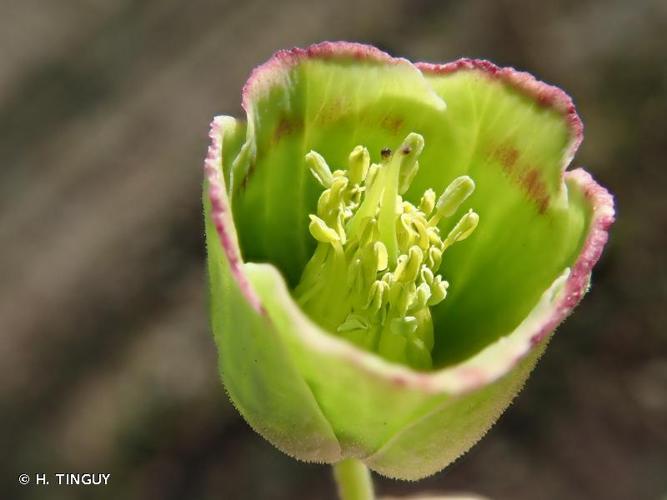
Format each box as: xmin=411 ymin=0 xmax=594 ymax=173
xmin=203 ymin=42 xmax=614 ymax=480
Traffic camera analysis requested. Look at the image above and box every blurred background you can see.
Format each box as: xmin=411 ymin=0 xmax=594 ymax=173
xmin=1 ymin=0 xmax=665 ymax=499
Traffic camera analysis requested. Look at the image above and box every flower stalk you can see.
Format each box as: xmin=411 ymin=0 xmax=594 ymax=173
xmin=333 ymin=459 xmax=375 ymax=500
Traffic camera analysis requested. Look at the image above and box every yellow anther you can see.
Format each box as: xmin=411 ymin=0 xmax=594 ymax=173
xmin=428 ymin=275 xmax=449 ymax=306
xmin=397 ymin=213 xmax=417 ymax=249
xmin=419 ymin=188 xmax=436 ymax=215
xmin=317 ymin=190 xmax=332 ymax=217
xmin=348 ymin=145 xmax=370 ymax=185
xmin=334 ymin=211 xmax=347 ymax=244
xmin=306 ymin=150 xmax=334 ymax=187
xmin=429 ymin=176 xmax=475 ymax=226
xmin=329 ymin=175 xmax=349 ymax=203
xmin=420 ymin=265 xmax=434 ymax=285
xmin=411 ymin=217 xmax=430 ymax=250
xmin=427 ymin=226 xmax=442 ymax=246
xmin=414 ymin=282 xmax=432 ymax=309
xmin=374 ymin=241 xmax=388 ymax=271
xmin=403 ymin=246 xmax=424 ymax=283
xmin=393 ymin=282 xmax=415 ymax=316
xmin=444 ymin=209 xmax=479 ymax=247
xmin=308 ymin=214 xmax=340 ymax=244
xmin=393 ymin=254 xmax=408 ymax=282
xmin=366 ymin=280 xmax=389 ymax=313
xmin=426 ymin=246 xmax=443 ymax=271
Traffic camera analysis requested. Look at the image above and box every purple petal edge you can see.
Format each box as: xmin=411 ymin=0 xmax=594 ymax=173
xmin=241 ymin=41 xmax=405 ymax=113
xmin=532 ymin=168 xmax=615 ymax=345
xmin=416 ymin=59 xmax=584 ymax=164
xmin=205 ymin=116 xmax=263 ymax=312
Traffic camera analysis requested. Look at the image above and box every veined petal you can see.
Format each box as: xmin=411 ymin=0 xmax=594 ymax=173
xmin=410 ymin=60 xmax=599 ymax=365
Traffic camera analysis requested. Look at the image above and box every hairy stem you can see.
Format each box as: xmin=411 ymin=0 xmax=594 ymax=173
xmin=333 ymin=459 xmax=375 ymax=500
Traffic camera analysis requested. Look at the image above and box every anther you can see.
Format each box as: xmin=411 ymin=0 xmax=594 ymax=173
xmin=390 ymin=282 xmax=415 ymax=316
xmin=329 ymin=176 xmax=349 ymax=203
xmin=306 ymin=151 xmax=334 ymax=187
xmin=365 ymin=280 xmax=389 ymax=313
xmin=426 ymin=246 xmax=443 ymax=271
xmin=411 ymin=218 xmax=430 ymax=250
xmin=414 ymin=282 xmax=432 ymax=310
xmin=428 ymin=275 xmax=449 ymax=306
xmin=429 ymin=176 xmax=475 ymax=226
xmin=419 ymin=188 xmax=436 ymax=215
xmin=395 ymin=246 xmax=423 ymax=283
xmin=308 ymin=215 xmax=340 ymax=244
xmin=444 ymin=209 xmax=479 ymax=248
xmin=374 ymin=241 xmax=388 ymax=271
xmin=420 ymin=266 xmax=434 ymax=285
xmin=348 ymin=145 xmax=370 ymax=185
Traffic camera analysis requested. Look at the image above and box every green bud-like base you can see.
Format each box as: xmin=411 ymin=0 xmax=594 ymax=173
xmin=295 ymin=133 xmax=478 ymax=370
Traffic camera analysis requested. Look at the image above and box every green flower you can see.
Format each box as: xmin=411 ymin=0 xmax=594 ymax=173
xmin=203 ymin=42 xmax=614 ymax=480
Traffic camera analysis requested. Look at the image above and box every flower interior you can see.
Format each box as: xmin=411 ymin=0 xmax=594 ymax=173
xmin=295 ymin=133 xmax=478 ymax=370
xmin=225 ymin=46 xmax=604 ymax=375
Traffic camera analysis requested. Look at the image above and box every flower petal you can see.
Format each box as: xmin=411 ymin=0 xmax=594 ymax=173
xmin=205 ymin=116 xmax=342 ymax=461
xmin=411 ymin=60 xmax=598 ymax=365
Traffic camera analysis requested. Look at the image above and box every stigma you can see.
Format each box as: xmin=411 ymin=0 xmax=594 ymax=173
xmin=294 ymin=133 xmax=478 ymax=370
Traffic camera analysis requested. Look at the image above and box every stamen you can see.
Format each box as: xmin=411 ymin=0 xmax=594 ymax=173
xmin=374 ymin=241 xmax=388 ymax=271
xmin=429 ymin=176 xmax=475 ymax=226
xmin=308 ymin=215 xmax=340 ymax=244
xmin=348 ymin=146 xmax=370 ymax=185
xmin=419 ymin=188 xmax=436 ymax=215
xmin=443 ymin=210 xmax=479 ymax=249
xmin=295 ymin=134 xmax=479 ymax=370
xmin=306 ymin=151 xmax=334 ymax=187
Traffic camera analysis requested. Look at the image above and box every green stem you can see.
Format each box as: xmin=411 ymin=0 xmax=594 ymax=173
xmin=333 ymin=459 xmax=375 ymax=500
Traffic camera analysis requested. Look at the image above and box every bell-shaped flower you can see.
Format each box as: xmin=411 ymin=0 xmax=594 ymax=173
xmin=203 ymin=42 xmax=614 ymax=481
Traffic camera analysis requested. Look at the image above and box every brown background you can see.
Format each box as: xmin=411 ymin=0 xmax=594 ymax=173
xmin=1 ymin=0 xmax=665 ymax=499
